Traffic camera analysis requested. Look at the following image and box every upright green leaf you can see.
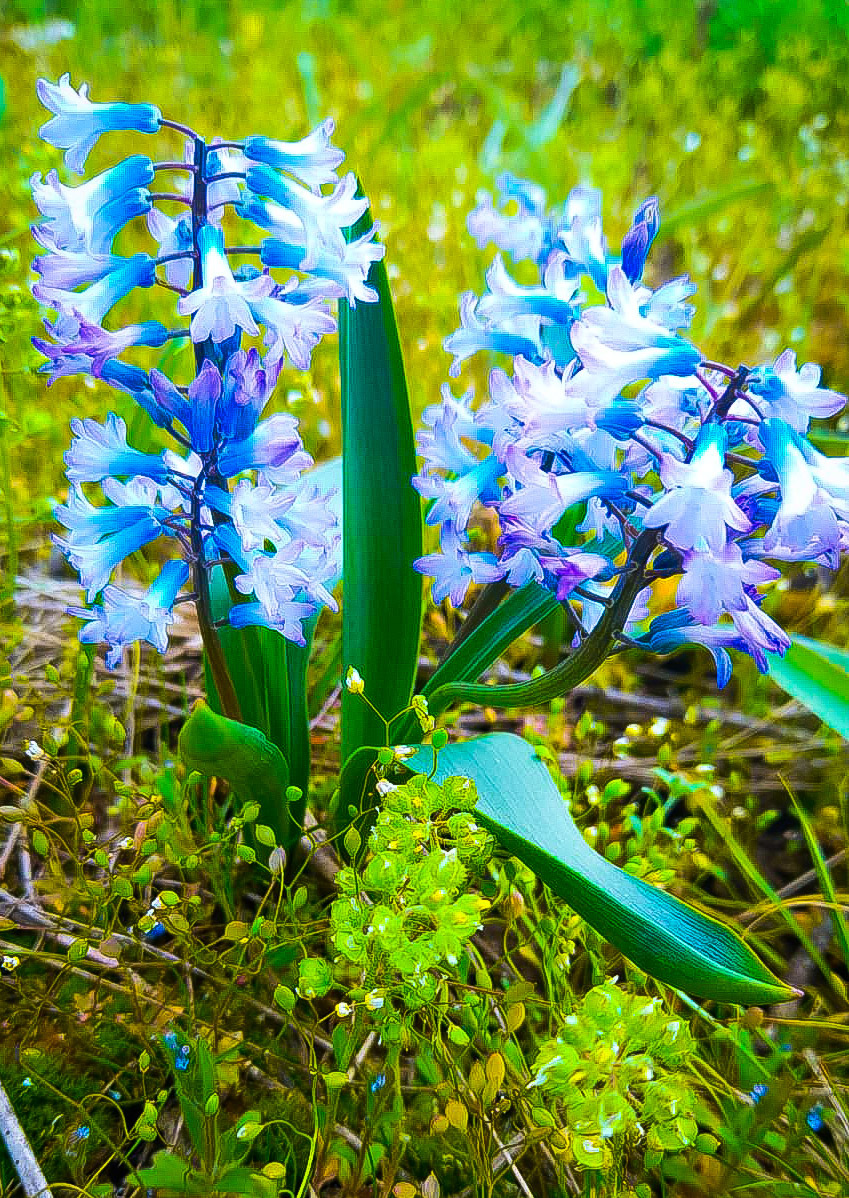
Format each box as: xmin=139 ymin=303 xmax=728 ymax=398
xmin=766 ymin=635 xmax=849 ymax=740
xmin=404 ymin=734 xmax=794 ymax=1005
xmin=339 ymin=200 xmax=422 ymax=763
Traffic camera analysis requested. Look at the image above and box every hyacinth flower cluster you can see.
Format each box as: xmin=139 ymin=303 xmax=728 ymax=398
xmin=31 ymin=75 xmax=382 ymax=711
xmin=414 ymin=174 xmax=849 ymax=685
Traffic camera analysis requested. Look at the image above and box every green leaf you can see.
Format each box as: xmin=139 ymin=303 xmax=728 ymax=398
xmin=178 ymin=702 xmax=290 ymax=846
xmin=339 ymin=197 xmax=422 ymax=763
xmin=403 ymin=734 xmax=794 ymax=1005
xmin=789 ymin=794 xmax=849 ymax=971
xmin=766 ymin=635 xmax=849 ymax=739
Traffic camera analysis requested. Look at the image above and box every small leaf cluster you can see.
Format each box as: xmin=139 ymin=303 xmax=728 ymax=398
xmin=330 ymin=772 xmax=496 ymax=1009
xmin=529 ymin=980 xmax=702 ymax=1173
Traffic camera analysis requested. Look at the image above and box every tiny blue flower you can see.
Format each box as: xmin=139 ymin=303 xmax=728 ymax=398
xmin=246 ymin=164 xmax=367 ymax=270
xmin=642 ymin=425 xmax=751 ymax=553
xmin=806 ymin=1104 xmax=824 ymax=1133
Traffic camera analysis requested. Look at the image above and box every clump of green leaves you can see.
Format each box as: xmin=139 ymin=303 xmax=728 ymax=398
xmin=330 ymin=772 xmax=496 ymax=1010
xmin=529 ymin=980 xmax=706 ymax=1175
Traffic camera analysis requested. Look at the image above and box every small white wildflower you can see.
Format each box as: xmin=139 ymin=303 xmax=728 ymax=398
xmin=25 ymin=741 xmax=45 ymax=762
xmin=364 ymin=989 xmax=384 ymax=1011
xmin=2 ymin=955 xmax=20 ymax=971
xmin=345 ymin=666 xmax=364 ymax=694
xmin=267 ymin=846 xmax=287 ymax=875
xmin=649 ymin=717 xmax=670 ymax=737
xmin=335 ymin=1001 xmax=353 ymax=1018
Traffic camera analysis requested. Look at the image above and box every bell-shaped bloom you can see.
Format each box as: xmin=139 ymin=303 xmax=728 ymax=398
xmin=70 ymin=559 xmax=189 ymax=668
xmin=641 ymin=610 xmax=741 ymax=687
xmin=757 ymin=418 xmax=846 ymax=564
xmin=208 ymin=473 xmax=337 ymax=555
xmin=218 ymin=348 xmax=280 ymax=442
xmin=467 ymin=172 xmax=548 ymax=263
xmin=178 ymin=224 xmax=274 ymax=343
xmin=559 ymin=185 xmax=609 ymax=290
xmin=677 ymin=542 xmax=779 ymax=625
xmin=746 ymin=349 xmax=845 ymax=433
xmin=55 ymin=507 xmax=165 ymax=600
xmin=33 ymin=253 xmax=156 ymax=329
xmin=414 ymin=525 xmax=503 ymax=606
xmin=147 ymin=208 xmax=194 ymax=290
xmin=31 ymin=236 xmax=129 ymax=289
xmin=490 ymin=356 xmax=594 ymax=443
xmin=217 ymin=412 xmax=309 ymax=482
xmin=37 ymin=75 xmax=161 ymax=174
xmin=537 ymin=549 xmax=612 ymax=601
xmin=246 ymin=164 xmax=368 ymax=269
xmin=31 ymin=155 xmax=154 ymax=253
xmin=244 ymin=118 xmax=344 ymax=190
xmin=444 ymin=292 xmax=541 ymax=378
xmin=499 ymin=449 xmax=629 ymax=537
xmin=570 ymin=267 xmax=701 ymax=395
xmin=642 ymin=424 xmax=750 ymax=552
xmin=184 ymin=359 xmax=222 ymax=454
xmin=64 ymin=413 xmax=170 ymax=484
xmin=38 ymin=317 xmax=169 ymax=378
xmin=248 ymin=280 xmax=337 ymax=370
xmin=259 ymin=227 xmax=383 ymax=305
xmin=416 ymin=454 xmax=503 ymax=533
xmin=476 ymin=253 xmax=579 ymax=330
xmin=416 ymin=384 xmax=480 ymax=476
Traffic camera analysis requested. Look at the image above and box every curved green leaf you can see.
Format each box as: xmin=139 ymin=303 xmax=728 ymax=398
xmin=767 ymin=635 xmax=849 ymax=739
xmin=339 ymin=198 xmax=422 ymax=763
xmin=403 ymin=734 xmax=794 ymax=1005
xmin=179 ymin=701 xmax=290 ymax=847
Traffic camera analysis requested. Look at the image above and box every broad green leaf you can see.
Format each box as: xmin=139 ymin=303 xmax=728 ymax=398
xmin=179 ymin=701 xmax=290 ymax=847
xmin=766 ymin=635 xmax=849 ymax=740
xmin=339 ymin=199 xmax=422 ymax=763
xmin=403 ymin=734 xmax=794 ymax=1005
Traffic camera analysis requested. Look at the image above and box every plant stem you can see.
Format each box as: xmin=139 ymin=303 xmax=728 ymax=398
xmin=426 ymin=529 xmax=659 ymax=717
